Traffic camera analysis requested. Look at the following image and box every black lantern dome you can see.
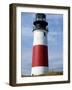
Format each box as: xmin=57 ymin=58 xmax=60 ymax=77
xmin=33 ymin=13 xmax=48 ymax=31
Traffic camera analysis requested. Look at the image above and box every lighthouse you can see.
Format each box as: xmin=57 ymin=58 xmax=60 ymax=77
xmin=32 ymin=13 xmax=48 ymax=76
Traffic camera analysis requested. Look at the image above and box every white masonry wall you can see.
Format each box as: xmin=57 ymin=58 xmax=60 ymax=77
xmin=33 ymin=30 xmax=48 ymax=46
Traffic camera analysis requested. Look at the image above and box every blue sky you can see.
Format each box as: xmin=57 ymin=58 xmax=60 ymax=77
xmin=21 ymin=12 xmax=63 ymax=75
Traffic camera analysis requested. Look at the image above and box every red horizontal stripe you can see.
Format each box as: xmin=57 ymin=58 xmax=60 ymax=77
xmin=32 ymin=45 xmax=48 ymax=67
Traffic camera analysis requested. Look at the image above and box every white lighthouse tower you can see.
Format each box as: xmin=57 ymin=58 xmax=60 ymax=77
xmin=32 ymin=13 xmax=48 ymax=76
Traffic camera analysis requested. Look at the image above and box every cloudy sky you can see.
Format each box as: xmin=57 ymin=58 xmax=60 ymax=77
xmin=21 ymin=12 xmax=63 ymax=76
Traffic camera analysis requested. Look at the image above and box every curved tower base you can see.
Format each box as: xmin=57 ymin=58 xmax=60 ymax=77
xmin=31 ymin=66 xmax=48 ymax=76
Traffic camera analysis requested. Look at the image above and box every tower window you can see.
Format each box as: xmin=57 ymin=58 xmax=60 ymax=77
xmin=44 ymin=32 xmax=46 ymax=36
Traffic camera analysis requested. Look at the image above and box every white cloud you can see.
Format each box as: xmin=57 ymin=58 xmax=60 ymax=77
xmin=48 ymin=31 xmax=63 ymax=42
xmin=48 ymin=31 xmax=62 ymax=36
xmin=21 ymin=26 xmax=33 ymax=38
xmin=48 ymin=51 xmax=63 ymax=61
xmin=21 ymin=48 xmax=32 ymax=75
